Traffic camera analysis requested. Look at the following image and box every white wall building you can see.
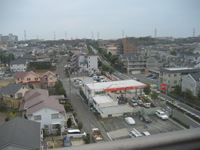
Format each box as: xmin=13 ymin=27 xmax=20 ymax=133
xmin=182 ymin=72 xmax=200 ymax=96
xmin=87 ymin=55 xmax=98 ymax=72
xmin=10 ymin=58 xmax=27 ymax=72
xmin=22 ymin=89 xmax=68 ymax=134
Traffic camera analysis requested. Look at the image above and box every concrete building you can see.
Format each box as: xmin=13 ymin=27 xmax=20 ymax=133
xmin=182 ymin=72 xmax=200 ymax=96
xmin=10 ymin=58 xmax=28 ymax=72
xmin=121 ymin=54 xmax=146 ymax=74
xmin=70 ymin=53 xmax=98 ymax=73
xmin=83 ymin=80 xmax=146 ymax=118
xmin=160 ymin=68 xmax=200 ymax=92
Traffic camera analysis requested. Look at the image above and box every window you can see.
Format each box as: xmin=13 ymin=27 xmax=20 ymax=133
xmin=51 ymin=113 xmax=59 ymax=119
xmin=27 ymin=78 xmax=31 ymax=81
xmin=35 ymin=78 xmax=38 ymax=80
xmin=34 ymin=115 xmax=41 ymax=120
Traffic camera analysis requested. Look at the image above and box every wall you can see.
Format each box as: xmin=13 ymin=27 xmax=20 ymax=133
xmin=172 ymin=109 xmax=200 ymax=128
xmin=87 ymin=56 xmax=98 ymax=71
xmin=182 ymin=75 xmax=197 ymax=96
xmin=29 ymin=108 xmax=67 ymax=131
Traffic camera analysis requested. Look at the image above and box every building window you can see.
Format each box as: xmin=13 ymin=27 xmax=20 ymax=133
xmin=35 ymin=78 xmax=38 ymax=80
xmin=34 ymin=115 xmax=41 ymax=120
xmin=27 ymin=78 xmax=31 ymax=81
xmin=51 ymin=113 xmax=59 ymax=119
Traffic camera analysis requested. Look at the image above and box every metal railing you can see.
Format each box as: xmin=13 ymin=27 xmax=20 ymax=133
xmin=67 ymin=128 xmax=200 ymax=150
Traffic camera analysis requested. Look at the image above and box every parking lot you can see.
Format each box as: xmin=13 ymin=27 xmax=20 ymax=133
xmin=99 ymin=114 xmax=183 ymax=140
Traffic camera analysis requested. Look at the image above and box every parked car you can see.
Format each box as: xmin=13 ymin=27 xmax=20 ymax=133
xmin=143 ymin=103 xmax=151 ymax=108
xmin=143 ymin=131 xmax=151 ymax=136
xmin=67 ymin=129 xmax=86 ymax=138
xmin=129 ymin=99 xmax=138 ymax=107
xmin=140 ymin=115 xmax=152 ymax=123
xmin=125 ymin=117 xmax=135 ymax=125
xmin=155 ymin=110 xmax=169 ymax=120
xmin=129 ymin=128 xmax=142 ymax=137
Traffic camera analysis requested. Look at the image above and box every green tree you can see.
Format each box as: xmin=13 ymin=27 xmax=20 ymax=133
xmin=173 ymin=85 xmax=182 ymax=96
xmin=197 ymin=90 xmax=200 ymax=100
xmin=78 ymin=122 xmax=83 ymax=130
xmin=143 ymin=84 xmax=151 ymax=95
xmin=184 ymin=89 xmax=194 ymax=100
xmin=54 ymin=80 xmax=66 ymax=95
xmin=83 ymin=133 xmax=91 ymax=144
xmin=151 ymin=91 xmax=159 ymax=100
xmin=67 ymin=118 xmax=72 ymax=128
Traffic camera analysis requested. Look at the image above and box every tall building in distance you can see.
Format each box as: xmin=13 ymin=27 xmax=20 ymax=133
xmin=0 ymin=33 xmax=18 ymax=43
xmin=122 ymin=37 xmax=137 ymax=54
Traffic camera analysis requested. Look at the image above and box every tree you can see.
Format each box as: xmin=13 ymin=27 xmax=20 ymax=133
xmin=78 ymin=122 xmax=83 ymax=130
xmin=83 ymin=133 xmax=91 ymax=144
xmin=151 ymin=91 xmax=158 ymax=100
xmin=67 ymin=118 xmax=72 ymax=128
xmin=197 ymin=90 xmax=200 ymax=100
xmin=184 ymin=89 xmax=194 ymax=100
xmin=143 ymin=84 xmax=151 ymax=95
xmin=54 ymin=80 xmax=66 ymax=95
xmin=173 ymin=85 xmax=182 ymax=96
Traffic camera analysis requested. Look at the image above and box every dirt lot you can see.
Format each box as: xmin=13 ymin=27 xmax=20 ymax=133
xmin=0 ymin=79 xmax=14 ymax=88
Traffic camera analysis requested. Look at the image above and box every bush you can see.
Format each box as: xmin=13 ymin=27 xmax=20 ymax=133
xmin=78 ymin=122 xmax=83 ymax=130
xmin=67 ymin=118 xmax=72 ymax=128
xmin=83 ymin=133 xmax=91 ymax=144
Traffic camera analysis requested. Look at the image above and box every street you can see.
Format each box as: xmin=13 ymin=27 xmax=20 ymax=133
xmin=56 ymin=56 xmax=110 ymax=141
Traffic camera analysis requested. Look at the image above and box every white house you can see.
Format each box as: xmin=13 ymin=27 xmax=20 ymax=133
xmin=21 ymin=89 xmax=68 ymax=134
xmin=182 ymin=72 xmax=200 ymax=96
xmin=87 ymin=55 xmax=98 ymax=72
xmin=10 ymin=58 xmax=27 ymax=72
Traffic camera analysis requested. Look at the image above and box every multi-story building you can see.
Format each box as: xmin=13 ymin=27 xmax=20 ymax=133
xmin=159 ymin=68 xmax=200 ymax=92
xmin=10 ymin=58 xmax=28 ymax=72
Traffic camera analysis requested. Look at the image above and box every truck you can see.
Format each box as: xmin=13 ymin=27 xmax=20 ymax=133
xmin=92 ymin=128 xmax=103 ymax=143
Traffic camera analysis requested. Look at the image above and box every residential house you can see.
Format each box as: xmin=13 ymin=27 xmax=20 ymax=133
xmin=0 ymin=117 xmax=43 ymax=150
xmin=10 ymin=58 xmax=27 ymax=72
xmin=0 ymin=83 xmax=29 ymax=99
xmin=15 ymin=71 xmax=40 ymax=84
xmin=40 ymin=71 xmax=58 ymax=88
xmin=160 ymin=67 xmax=200 ymax=92
xmin=182 ymin=72 xmax=200 ymax=96
xmin=21 ymin=89 xmax=68 ymax=134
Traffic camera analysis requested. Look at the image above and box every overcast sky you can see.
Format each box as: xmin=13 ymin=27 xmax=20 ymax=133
xmin=0 ymin=0 xmax=200 ymax=40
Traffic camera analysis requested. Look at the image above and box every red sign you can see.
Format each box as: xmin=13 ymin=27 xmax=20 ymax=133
xmin=160 ymin=83 xmax=167 ymax=91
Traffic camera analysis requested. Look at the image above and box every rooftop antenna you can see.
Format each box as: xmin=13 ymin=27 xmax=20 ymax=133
xmin=24 ymin=30 xmax=27 ymax=41
xmin=193 ymin=28 xmax=196 ymax=37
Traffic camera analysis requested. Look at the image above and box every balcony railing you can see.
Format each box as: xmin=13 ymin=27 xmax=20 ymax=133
xmin=66 ymin=128 xmax=200 ymax=150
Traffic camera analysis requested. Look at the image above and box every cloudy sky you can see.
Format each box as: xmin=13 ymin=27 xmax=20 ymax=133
xmin=0 ymin=0 xmax=200 ymax=40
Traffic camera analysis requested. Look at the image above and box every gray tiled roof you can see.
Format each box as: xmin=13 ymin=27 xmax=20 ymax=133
xmin=0 ymin=117 xmax=40 ymax=150
xmin=10 ymin=58 xmax=27 ymax=65
xmin=0 ymin=83 xmax=23 ymax=96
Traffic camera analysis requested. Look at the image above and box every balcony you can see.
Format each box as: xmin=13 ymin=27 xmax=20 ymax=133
xmin=66 ymin=128 xmax=200 ymax=150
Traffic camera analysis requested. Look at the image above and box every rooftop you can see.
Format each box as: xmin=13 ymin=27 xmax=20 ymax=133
xmin=86 ymin=80 xmax=146 ymax=92
xmin=161 ymin=67 xmax=200 ymax=73
xmin=93 ymin=95 xmax=117 ymax=107
xmin=0 ymin=117 xmax=40 ymax=150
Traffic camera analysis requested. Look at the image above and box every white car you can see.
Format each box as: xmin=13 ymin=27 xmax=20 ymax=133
xmin=125 ymin=117 xmax=135 ymax=125
xmin=129 ymin=128 xmax=142 ymax=137
xmin=155 ymin=110 xmax=169 ymax=120
xmin=143 ymin=131 xmax=151 ymax=136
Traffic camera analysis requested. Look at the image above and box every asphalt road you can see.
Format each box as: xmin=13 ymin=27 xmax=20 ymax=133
xmin=56 ymin=55 xmax=110 ymax=142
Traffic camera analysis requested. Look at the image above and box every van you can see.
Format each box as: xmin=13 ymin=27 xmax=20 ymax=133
xmin=67 ymin=129 xmax=86 ymax=138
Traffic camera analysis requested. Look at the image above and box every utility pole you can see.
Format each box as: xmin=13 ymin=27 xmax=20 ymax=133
xmin=193 ymin=28 xmax=196 ymax=37
xmin=154 ymin=28 xmax=157 ymax=38
xmin=54 ymin=32 xmax=56 ymax=40
xmin=24 ymin=30 xmax=27 ymax=41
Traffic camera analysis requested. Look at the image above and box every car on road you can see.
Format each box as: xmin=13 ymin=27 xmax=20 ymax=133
xmin=66 ymin=129 xmax=86 ymax=138
xmin=129 ymin=128 xmax=142 ymax=137
xmin=125 ymin=117 xmax=135 ymax=125
xmin=155 ymin=110 xmax=169 ymax=120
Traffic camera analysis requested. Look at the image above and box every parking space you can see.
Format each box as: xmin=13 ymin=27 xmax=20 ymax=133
xmin=99 ymin=114 xmax=182 ymax=140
